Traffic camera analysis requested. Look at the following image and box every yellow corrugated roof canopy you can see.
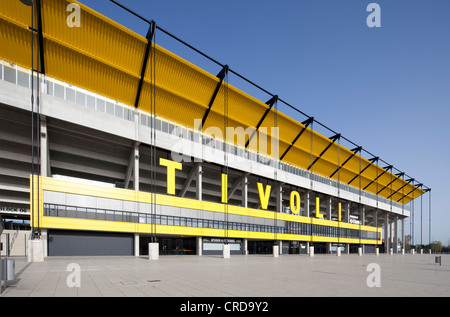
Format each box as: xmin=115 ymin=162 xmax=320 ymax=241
xmin=0 ymin=0 xmax=425 ymax=203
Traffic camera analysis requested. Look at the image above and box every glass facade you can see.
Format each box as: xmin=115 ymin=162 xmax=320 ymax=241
xmin=44 ymin=203 xmax=380 ymax=241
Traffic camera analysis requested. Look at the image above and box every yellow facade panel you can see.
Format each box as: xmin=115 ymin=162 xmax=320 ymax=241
xmin=44 ymin=38 xmax=140 ymax=105
xmin=0 ymin=15 xmax=35 ymax=71
xmin=1 ymin=0 xmax=32 ymax=26
xmin=139 ymin=83 xmax=207 ymax=129
xmin=44 ymin=0 xmax=145 ymax=77
xmin=31 ymin=176 xmax=381 ymax=244
xmin=282 ymin=146 xmax=313 ymax=170
xmin=144 ymin=45 xmax=219 ymax=110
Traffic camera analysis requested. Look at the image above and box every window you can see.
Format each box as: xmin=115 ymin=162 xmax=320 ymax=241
xmin=66 ymin=206 xmax=77 ymax=218
xmin=97 ymin=99 xmax=105 ymax=112
xmin=106 ymin=102 xmax=114 ymax=115
xmin=4 ymin=64 xmax=15 ymax=84
xmin=105 ymin=210 xmax=114 ymax=221
xmin=162 ymin=121 xmax=168 ymax=133
xmin=156 ymin=117 xmax=162 ymax=131
xmin=130 ymin=213 xmax=139 ymax=223
xmin=66 ymin=88 xmax=75 ymax=103
xmin=114 ymin=211 xmax=123 ymax=222
xmin=86 ymin=95 xmax=95 ymax=109
xmin=17 ymin=70 xmax=29 ymax=88
xmin=141 ymin=114 xmax=147 ymax=126
xmin=54 ymin=83 xmax=64 ymax=99
xmin=114 ymin=104 xmax=123 ymax=118
xmin=76 ymin=91 xmax=85 ymax=106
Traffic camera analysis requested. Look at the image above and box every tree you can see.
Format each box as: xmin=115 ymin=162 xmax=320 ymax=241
xmin=405 ymin=235 xmax=412 ymax=251
xmin=429 ymin=241 xmax=443 ymax=253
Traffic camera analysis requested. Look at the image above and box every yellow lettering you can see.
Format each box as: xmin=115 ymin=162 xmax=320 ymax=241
xmin=257 ymin=182 xmax=272 ymax=210
xmin=315 ymin=196 xmax=323 ymax=219
xmin=290 ymin=191 xmax=301 ymax=215
xmin=159 ymin=158 xmax=182 ymax=195
xmin=338 ymin=202 xmax=342 ymax=221
xmin=221 ymin=173 xmax=228 ymax=203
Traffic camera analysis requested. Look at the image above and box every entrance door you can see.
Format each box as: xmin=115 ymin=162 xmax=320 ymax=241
xmin=161 ymin=239 xmax=171 ymax=255
xmin=48 ymin=230 xmax=133 ymax=256
xmin=175 ymin=239 xmax=183 ymax=255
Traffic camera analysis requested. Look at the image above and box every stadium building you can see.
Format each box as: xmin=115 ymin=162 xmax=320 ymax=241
xmin=0 ymin=0 xmax=430 ymax=260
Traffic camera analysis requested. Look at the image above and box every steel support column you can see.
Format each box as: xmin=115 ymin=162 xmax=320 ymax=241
xmin=198 ymin=65 xmax=228 ymax=131
xmin=307 ymin=133 xmax=340 ymax=171
xmin=135 ymin=21 xmax=156 ymax=108
xmin=245 ymin=95 xmax=278 ymax=148
xmin=280 ymin=117 xmax=313 ymax=161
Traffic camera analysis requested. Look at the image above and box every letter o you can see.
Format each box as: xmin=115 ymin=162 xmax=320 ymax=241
xmin=290 ymin=191 xmax=301 ymax=214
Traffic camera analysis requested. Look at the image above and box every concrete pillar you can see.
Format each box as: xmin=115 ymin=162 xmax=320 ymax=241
xmin=309 ymin=246 xmax=314 ymax=257
xmin=394 ymin=216 xmax=399 ymax=253
xmin=125 ymin=141 xmax=140 ymax=190
xmin=305 ymin=191 xmax=311 ymax=217
xmin=27 ymin=239 xmax=44 ymax=262
xmin=148 ymin=243 xmax=159 ymax=260
xmin=384 ymin=213 xmax=389 ymax=254
xmin=273 ymin=244 xmax=279 ymax=258
xmin=326 ymin=242 xmax=331 ymax=254
xmin=401 ymin=218 xmax=405 ymax=253
xmin=243 ymin=239 xmax=248 ymax=255
xmin=41 ymin=228 xmax=48 ymax=257
xmin=134 ymin=233 xmax=140 ymax=256
xmin=276 ymin=183 xmax=283 ymax=213
xmin=358 ymin=247 xmax=363 ymax=256
xmin=345 ymin=202 xmax=350 ymax=223
xmin=196 ymin=163 xmax=202 ymax=201
xmin=336 ymin=247 xmax=341 ymax=256
xmin=223 ymin=244 xmax=230 ymax=259
xmin=373 ymin=210 xmax=380 ymax=252
xmin=390 ymin=218 xmax=394 ymax=253
xmin=326 ymin=197 xmax=332 ymax=220
xmin=196 ymin=237 xmax=202 ymax=256
xmin=133 ymin=143 xmax=139 ymax=191
xmin=242 ymin=174 xmax=248 ymax=208
xmin=361 ymin=206 xmax=366 ymax=226
xmin=305 ymin=191 xmax=310 ymax=255
xmin=40 ymin=116 xmax=49 ymax=177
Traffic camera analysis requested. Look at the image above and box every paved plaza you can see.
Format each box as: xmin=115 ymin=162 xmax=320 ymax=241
xmin=1 ymin=253 xmax=449 ymax=297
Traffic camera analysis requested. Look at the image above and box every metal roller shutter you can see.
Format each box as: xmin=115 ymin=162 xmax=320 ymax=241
xmin=48 ymin=230 xmax=133 ymax=256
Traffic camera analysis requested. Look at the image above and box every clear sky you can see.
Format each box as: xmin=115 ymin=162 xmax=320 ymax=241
xmin=79 ymin=0 xmax=450 ymax=245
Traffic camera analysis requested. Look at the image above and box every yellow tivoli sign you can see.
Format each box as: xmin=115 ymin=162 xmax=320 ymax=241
xmin=159 ymin=158 xmax=342 ymax=220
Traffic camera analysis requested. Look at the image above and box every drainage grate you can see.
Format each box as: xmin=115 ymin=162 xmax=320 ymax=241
xmin=120 ymin=281 xmax=137 ymax=285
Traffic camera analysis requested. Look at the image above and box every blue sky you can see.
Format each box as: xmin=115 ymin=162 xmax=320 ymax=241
xmin=79 ymin=0 xmax=450 ymax=245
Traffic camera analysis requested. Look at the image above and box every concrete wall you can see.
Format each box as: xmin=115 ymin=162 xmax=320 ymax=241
xmin=1 ymin=229 xmax=30 ymax=256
